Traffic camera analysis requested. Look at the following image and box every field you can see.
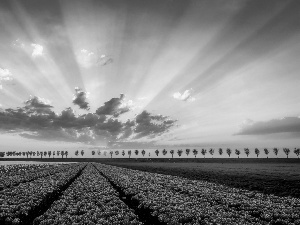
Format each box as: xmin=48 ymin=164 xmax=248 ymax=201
xmin=0 ymin=160 xmax=300 ymax=224
xmin=103 ymin=159 xmax=300 ymax=198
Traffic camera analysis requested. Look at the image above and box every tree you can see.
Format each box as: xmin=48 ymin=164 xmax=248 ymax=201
xmin=193 ymin=149 xmax=198 ymax=158
xmin=44 ymin=151 xmax=47 ymax=157
xmin=218 ymin=148 xmax=223 ymax=156
xmin=186 ymin=149 xmax=190 ymax=156
xmin=254 ymin=148 xmax=260 ymax=158
xmin=48 ymin=151 xmax=51 ymax=158
xmin=22 ymin=152 xmax=26 ymax=157
xmin=294 ymin=148 xmax=300 ymax=158
xmin=201 ymin=149 xmax=207 ymax=158
xmin=155 ymin=149 xmax=159 ymax=157
xmin=264 ymin=148 xmax=269 ymax=158
xmin=32 ymin=152 xmax=36 ymax=157
xmin=110 ymin=151 xmax=113 ymax=158
xmin=135 ymin=150 xmax=139 ymax=157
xmin=92 ymin=150 xmax=95 ymax=156
xmin=128 ymin=150 xmax=132 ymax=158
xmin=104 ymin=151 xmax=107 ymax=157
xmin=37 ymin=151 xmax=40 ymax=157
xmin=122 ymin=150 xmax=125 ymax=157
xmin=177 ymin=149 xmax=183 ymax=157
xmin=53 ymin=151 xmax=55 ymax=158
xmin=170 ymin=150 xmax=175 ymax=158
xmin=226 ymin=148 xmax=231 ymax=157
xmin=75 ymin=150 xmax=79 ymax=156
xmin=141 ymin=149 xmax=146 ymax=157
xmin=81 ymin=150 xmax=84 ymax=157
xmin=244 ymin=148 xmax=250 ymax=157
xmin=209 ymin=148 xmax=214 ymax=158
xmin=65 ymin=151 xmax=68 ymax=158
xmin=26 ymin=152 xmax=29 ymax=158
xmin=115 ymin=150 xmax=119 ymax=156
xmin=97 ymin=150 xmax=101 ymax=155
xmin=235 ymin=149 xmax=241 ymax=158
xmin=61 ymin=151 xmax=65 ymax=158
xmin=162 ymin=149 xmax=167 ymax=156
xmin=273 ymin=148 xmax=279 ymax=158
xmin=283 ymin=148 xmax=290 ymax=158
xmin=57 ymin=151 xmax=60 ymax=158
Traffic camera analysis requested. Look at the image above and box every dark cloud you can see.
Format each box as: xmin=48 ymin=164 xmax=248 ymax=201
xmin=236 ymin=116 xmax=300 ymax=135
xmin=96 ymin=94 xmax=130 ymax=117
xmin=24 ymin=96 xmax=54 ymax=115
xmin=72 ymin=87 xmax=90 ymax=110
xmin=134 ymin=110 xmax=177 ymax=139
xmin=0 ymin=95 xmax=176 ymax=145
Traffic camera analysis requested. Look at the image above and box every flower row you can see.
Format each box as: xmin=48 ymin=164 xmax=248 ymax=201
xmin=97 ymin=164 xmax=300 ymax=225
xmin=0 ymin=163 xmax=85 ymax=225
xmin=33 ymin=163 xmax=143 ymax=225
xmin=0 ymin=163 xmax=76 ymax=190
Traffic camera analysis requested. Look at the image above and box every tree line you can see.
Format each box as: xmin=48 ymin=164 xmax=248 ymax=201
xmin=100 ymin=147 xmax=300 ymax=159
xmin=2 ymin=147 xmax=300 ymax=159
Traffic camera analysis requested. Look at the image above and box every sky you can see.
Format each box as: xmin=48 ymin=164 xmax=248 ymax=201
xmin=0 ymin=0 xmax=300 ymax=157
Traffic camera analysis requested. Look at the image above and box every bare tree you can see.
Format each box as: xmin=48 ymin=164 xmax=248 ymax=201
xmin=141 ymin=149 xmax=146 ymax=157
xmin=218 ymin=148 xmax=223 ymax=156
xmin=170 ymin=150 xmax=175 ymax=158
xmin=177 ymin=149 xmax=183 ymax=157
xmin=186 ymin=149 xmax=190 ymax=156
xmin=244 ymin=148 xmax=250 ymax=157
xmin=201 ymin=149 xmax=207 ymax=158
xmin=264 ymin=148 xmax=269 ymax=158
xmin=254 ymin=148 xmax=260 ymax=158
xmin=273 ymin=148 xmax=279 ymax=158
xmin=226 ymin=148 xmax=231 ymax=157
xmin=235 ymin=149 xmax=241 ymax=158
xmin=162 ymin=149 xmax=167 ymax=156
xmin=193 ymin=149 xmax=198 ymax=158
xmin=294 ymin=148 xmax=300 ymax=158
xmin=283 ymin=148 xmax=290 ymax=158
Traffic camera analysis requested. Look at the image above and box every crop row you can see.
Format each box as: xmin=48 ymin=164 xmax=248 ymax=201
xmin=0 ymin=164 xmax=56 ymax=175
xmin=97 ymin=164 xmax=300 ymax=225
xmin=0 ymin=163 xmax=85 ymax=225
xmin=33 ymin=163 xmax=143 ymax=225
xmin=0 ymin=163 xmax=77 ymax=190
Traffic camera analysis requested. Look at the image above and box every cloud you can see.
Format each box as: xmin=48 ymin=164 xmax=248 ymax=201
xmin=31 ymin=43 xmax=44 ymax=58
xmin=72 ymin=87 xmax=90 ymax=110
xmin=97 ymin=54 xmax=113 ymax=66
xmin=0 ymin=68 xmax=13 ymax=81
xmin=236 ymin=116 xmax=300 ymax=135
xmin=0 ymin=94 xmax=176 ymax=145
xmin=12 ymin=39 xmax=25 ymax=49
xmin=77 ymin=49 xmax=96 ymax=68
xmin=0 ymin=68 xmax=14 ymax=90
xmin=134 ymin=110 xmax=177 ymax=139
xmin=24 ymin=96 xmax=54 ymax=115
xmin=96 ymin=94 xmax=131 ymax=117
xmin=173 ymin=89 xmax=196 ymax=102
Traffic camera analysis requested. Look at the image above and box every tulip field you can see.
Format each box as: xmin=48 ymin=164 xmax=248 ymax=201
xmin=0 ymin=163 xmax=300 ymax=224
